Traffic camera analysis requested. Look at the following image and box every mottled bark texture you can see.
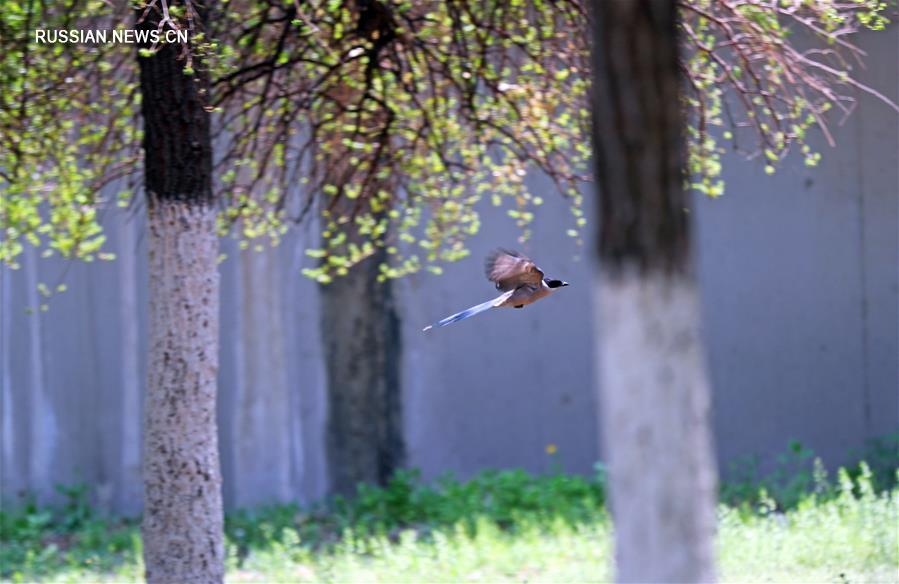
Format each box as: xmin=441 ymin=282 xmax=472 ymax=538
xmin=321 ymin=247 xmax=405 ymax=496
xmin=144 ymin=201 xmax=223 ymax=584
xmin=138 ymin=5 xmax=224 ymax=581
xmin=590 ymin=1 xmax=718 ymax=582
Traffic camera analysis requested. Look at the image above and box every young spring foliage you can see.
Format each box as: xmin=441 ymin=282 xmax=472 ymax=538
xmin=205 ymin=1 xmax=590 ymax=282
xmin=0 ymin=1 xmax=138 ymax=269
xmin=1 ymin=0 xmax=895 ymax=279
xmin=679 ymin=0 xmax=896 ymax=196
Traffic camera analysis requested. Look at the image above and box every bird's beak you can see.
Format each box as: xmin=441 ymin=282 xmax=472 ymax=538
xmin=562 ymin=281 xmax=569 ymax=287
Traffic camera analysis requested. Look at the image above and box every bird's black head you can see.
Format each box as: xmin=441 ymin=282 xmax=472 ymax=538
xmin=545 ymin=279 xmax=569 ymax=289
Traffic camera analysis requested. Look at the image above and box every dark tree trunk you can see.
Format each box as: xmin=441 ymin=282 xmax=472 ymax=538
xmin=317 ymin=72 xmax=405 ymax=497
xmin=137 ymin=5 xmax=224 ymax=582
xmin=590 ymin=1 xmax=718 ymax=582
xmin=321 ymin=246 xmax=404 ymax=496
xmin=592 ymin=0 xmax=690 ymax=273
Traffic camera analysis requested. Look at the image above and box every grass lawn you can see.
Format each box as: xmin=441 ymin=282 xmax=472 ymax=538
xmin=2 ymin=460 xmax=896 ymax=583
xmin=230 ymin=493 xmax=897 ymax=584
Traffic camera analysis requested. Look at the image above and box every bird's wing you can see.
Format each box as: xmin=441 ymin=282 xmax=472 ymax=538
xmin=422 ymin=290 xmax=515 ymax=331
xmin=484 ymin=249 xmax=544 ymax=291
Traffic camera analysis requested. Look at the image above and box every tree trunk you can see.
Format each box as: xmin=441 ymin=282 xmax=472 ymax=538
xmin=589 ymin=1 xmax=718 ymax=582
xmin=321 ymin=247 xmax=404 ymax=496
xmin=144 ymin=201 xmax=222 ymax=583
xmin=138 ymin=5 xmax=224 ymax=581
xmin=317 ymin=71 xmax=405 ymax=497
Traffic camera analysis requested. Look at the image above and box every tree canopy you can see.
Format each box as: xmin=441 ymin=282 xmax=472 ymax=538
xmin=1 ymin=0 xmax=895 ymax=277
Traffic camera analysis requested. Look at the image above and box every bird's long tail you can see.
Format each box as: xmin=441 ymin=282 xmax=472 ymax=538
xmin=422 ymin=290 xmax=513 ymax=331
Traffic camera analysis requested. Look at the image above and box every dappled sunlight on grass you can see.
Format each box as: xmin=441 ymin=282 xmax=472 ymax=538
xmin=718 ymin=468 xmax=897 ymax=583
xmin=231 ymin=520 xmax=612 ymax=583
xmin=2 ymin=462 xmax=896 ymax=583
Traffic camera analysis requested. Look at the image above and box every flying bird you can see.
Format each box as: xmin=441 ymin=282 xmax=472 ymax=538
xmin=422 ymin=249 xmax=569 ymax=331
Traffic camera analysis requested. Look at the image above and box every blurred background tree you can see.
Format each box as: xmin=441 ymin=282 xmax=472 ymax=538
xmin=590 ymin=1 xmax=716 ymax=580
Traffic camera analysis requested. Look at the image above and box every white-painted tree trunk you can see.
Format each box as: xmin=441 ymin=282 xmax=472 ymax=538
xmin=589 ymin=0 xmax=718 ymax=579
xmin=143 ymin=199 xmax=224 ymax=584
xmin=595 ymin=269 xmax=718 ymax=583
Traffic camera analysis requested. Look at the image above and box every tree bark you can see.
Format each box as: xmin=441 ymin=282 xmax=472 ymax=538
xmin=144 ymin=201 xmax=223 ymax=583
xmin=321 ymin=246 xmax=404 ymax=496
xmin=590 ymin=1 xmax=718 ymax=582
xmin=138 ymin=4 xmax=224 ymax=581
xmin=317 ymin=71 xmax=405 ymax=497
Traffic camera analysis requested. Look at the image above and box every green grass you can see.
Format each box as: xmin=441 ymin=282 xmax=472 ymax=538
xmin=2 ymin=455 xmax=897 ymax=583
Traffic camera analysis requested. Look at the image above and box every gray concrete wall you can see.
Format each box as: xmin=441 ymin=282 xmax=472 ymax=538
xmin=695 ymin=26 xmax=898 ymax=472
xmin=1 ymin=28 xmax=896 ymax=514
